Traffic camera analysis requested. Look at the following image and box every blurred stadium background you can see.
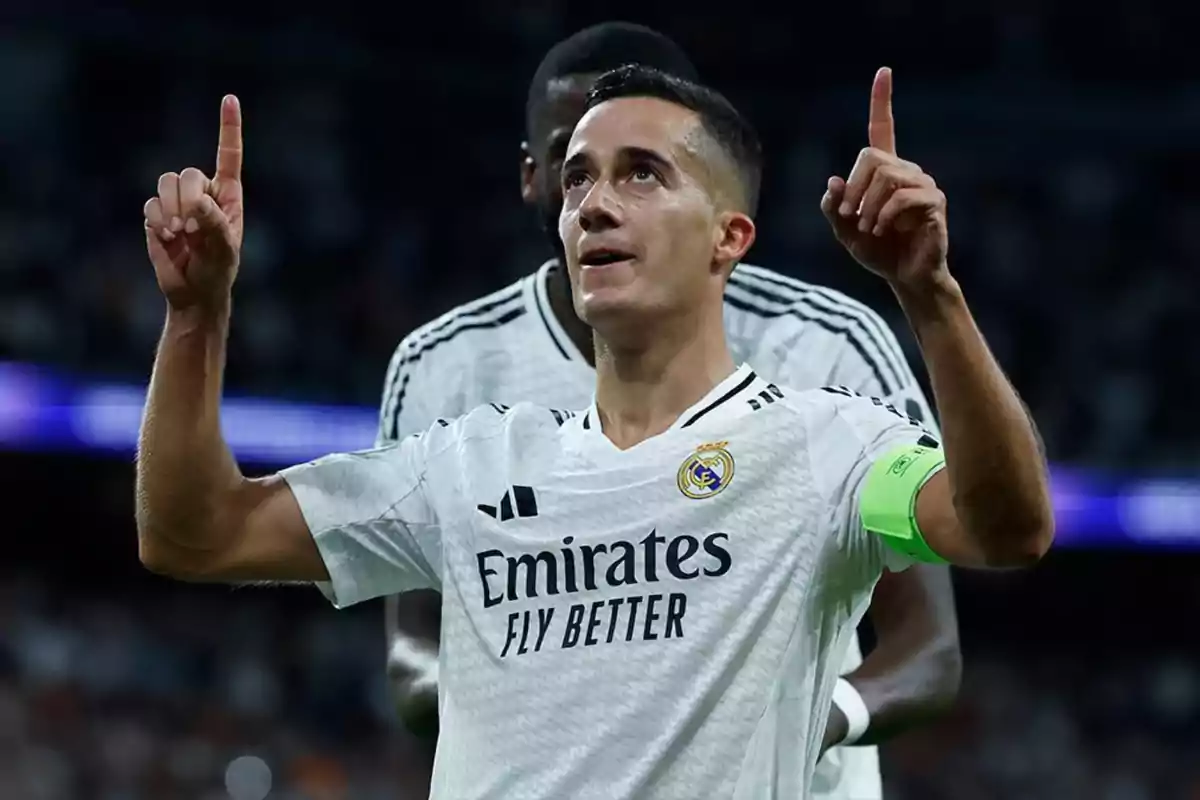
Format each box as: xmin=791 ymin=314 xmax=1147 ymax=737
xmin=3 ymin=2 xmax=1200 ymax=798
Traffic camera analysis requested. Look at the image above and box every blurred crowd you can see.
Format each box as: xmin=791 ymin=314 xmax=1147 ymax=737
xmin=2 ymin=5 xmax=1199 ymax=470
xmin=0 ymin=577 xmax=423 ymax=800
xmin=2 ymin=577 xmax=1198 ymax=800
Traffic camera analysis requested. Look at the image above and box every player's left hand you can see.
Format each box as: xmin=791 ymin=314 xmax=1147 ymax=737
xmin=821 ymin=68 xmax=949 ymax=290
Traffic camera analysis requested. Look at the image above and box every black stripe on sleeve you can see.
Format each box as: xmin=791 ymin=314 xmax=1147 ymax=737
xmin=409 ymin=284 xmax=525 ymax=348
xmin=724 ymin=290 xmax=896 ymax=395
xmin=729 ymin=269 xmax=912 ymax=391
xmin=387 ymin=304 xmax=527 ymax=437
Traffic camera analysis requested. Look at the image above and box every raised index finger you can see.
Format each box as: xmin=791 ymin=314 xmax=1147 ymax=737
xmin=215 ymin=94 xmax=243 ymax=182
xmin=867 ymin=67 xmax=896 ymax=155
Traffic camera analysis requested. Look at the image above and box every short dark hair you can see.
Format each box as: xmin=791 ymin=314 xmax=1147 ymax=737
xmin=526 ymin=22 xmax=698 ymax=141
xmin=586 ymin=64 xmax=763 ymax=216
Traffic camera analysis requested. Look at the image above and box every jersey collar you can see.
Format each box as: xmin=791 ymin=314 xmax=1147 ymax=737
xmin=531 ymin=259 xmax=590 ymax=364
xmin=578 ymin=363 xmax=760 ymax=444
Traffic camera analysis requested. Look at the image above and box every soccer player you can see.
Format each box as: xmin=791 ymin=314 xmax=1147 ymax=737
xmin=136 ymin=66 xmax=1053 ymax=799
xmin=380 ymin=22 xmax=960 ymax=798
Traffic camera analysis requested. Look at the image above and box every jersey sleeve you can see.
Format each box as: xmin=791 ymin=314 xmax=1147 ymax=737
xmin=810 ymin=387 xmax=944 ymax=576
xmin=281 ymin=420 xmax=452 ymax=609
xmin=826 ymin=312 xmax=940 ymax=437
xmin=377 ymin=337 xmax=439 ymax=446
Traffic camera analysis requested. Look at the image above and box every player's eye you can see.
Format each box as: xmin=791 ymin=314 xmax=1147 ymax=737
xmin=631 ymin=166 xmax=659 ymax=183
xmin=562 ymin=170 xmax=590 ymax=190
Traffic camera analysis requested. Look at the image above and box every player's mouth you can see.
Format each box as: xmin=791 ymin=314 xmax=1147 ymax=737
xmin=579 ymin=248 xmax=637 ymax=269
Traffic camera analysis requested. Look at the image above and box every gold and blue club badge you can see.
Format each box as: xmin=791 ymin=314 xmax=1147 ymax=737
xmin=677 ymin=441 xmax=735 ymax=499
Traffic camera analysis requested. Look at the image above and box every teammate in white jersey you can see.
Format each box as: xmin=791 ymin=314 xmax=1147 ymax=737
xmin=380 ymin=23 xmax=960 ymax=799
xmin=136 ymin=64 xmax=1053 ymax=799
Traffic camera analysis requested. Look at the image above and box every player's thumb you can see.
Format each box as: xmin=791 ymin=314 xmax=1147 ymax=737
xmin=183 ymin=195 xmax=235 ymax=260
xmin=183 ymin=193 xmax=225 ymax=234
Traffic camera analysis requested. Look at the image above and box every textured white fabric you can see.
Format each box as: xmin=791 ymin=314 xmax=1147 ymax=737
xmin=375 ymin=260 xmax=935 ymax=798
xmin=285 ymin=365 xmax=936 ymax=799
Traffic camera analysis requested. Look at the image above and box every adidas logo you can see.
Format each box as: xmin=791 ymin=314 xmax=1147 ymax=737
xmin=477 ymin=485 xmax=539 ymax=522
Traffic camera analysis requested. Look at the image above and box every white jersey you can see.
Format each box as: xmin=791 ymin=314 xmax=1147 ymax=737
xmin=284 ymin=366 xmax=937 ymax=799
xmin=378 ymin=260 xmax=936 ymax=799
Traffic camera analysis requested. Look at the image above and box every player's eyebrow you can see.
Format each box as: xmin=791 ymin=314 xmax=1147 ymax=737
xmin=562 ymin=150 xmax=591 ymax=174
xmin=562 ymin=145 xmax=674 ymax=175
xmin=619 ymin=145 xmax=673 ymax=173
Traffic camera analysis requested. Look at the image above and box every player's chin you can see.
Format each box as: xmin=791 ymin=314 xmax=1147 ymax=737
xmin=576 ymin=284 xmax=648 ymax=326
xmin=578 ymin=258 xmax=639 ymax=298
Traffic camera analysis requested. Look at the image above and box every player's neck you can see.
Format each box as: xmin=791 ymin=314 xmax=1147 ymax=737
xmin=545 ymin=259 xmax=596 ymax=366
xmin=592 ymin=308 xmax=735 ymax=451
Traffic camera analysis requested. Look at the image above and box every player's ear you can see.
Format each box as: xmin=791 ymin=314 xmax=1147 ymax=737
xmin=712 ymin=212 xmax=756 ymax=275
xmin=520 ymin=141 xmax=538 ymax=206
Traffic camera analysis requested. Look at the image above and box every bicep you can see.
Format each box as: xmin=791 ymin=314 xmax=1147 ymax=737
xmin=220 ymin=474 xmax=330 ymax=581
xmin=914 ymin=470 xmax=990 ymax=568
xmin=161 ymin=474 xmax=328 ymax=584
xmin=167 ymin=438 xmax=445 ymax=601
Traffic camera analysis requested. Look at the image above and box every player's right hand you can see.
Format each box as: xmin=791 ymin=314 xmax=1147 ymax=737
xmin=144 ymin=95 xmax=244 ymax=311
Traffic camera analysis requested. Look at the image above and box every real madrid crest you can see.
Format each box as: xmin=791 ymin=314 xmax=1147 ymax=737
xmin=677 ymin=441 xmax=735 ymax=499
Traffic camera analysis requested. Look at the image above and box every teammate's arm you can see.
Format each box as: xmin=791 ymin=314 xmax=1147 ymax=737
xmin=378 ymin=338 xmax=444 ymax=740
xmin=821 ymin=564 xmax=959 ymax=749
xmin=823 ymin=68 xmax=1053 ymax=569
xmin=384 ymin=587 xmax=442 ymax=740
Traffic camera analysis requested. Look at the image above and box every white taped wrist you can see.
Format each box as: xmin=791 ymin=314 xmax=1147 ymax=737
xmin=831 ymin=678 xmax=870 ymax=746
xmin=388 ymin=637 xmax=439 ymax=693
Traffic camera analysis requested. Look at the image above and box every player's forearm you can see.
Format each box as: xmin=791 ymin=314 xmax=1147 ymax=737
xmin=894 ymin=272 xmax=1053 ymax=566
xmin=842 ymin=628 xmax=960 ymax=745
xmin=842 ymin=566 xmax=961 ymax=744
xmin=825 ymin=632 xmax=958 ymax=753
xmin=136 ymin=300 xmax=246 ymax=577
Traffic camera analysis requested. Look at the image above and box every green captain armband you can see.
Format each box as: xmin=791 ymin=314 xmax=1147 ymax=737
xmin=859 ymin=443 xmax=949 ymax=564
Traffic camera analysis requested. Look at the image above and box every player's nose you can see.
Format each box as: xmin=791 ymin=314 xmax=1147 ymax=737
xmin=578 ymin=180 xmax=622 ymax=233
